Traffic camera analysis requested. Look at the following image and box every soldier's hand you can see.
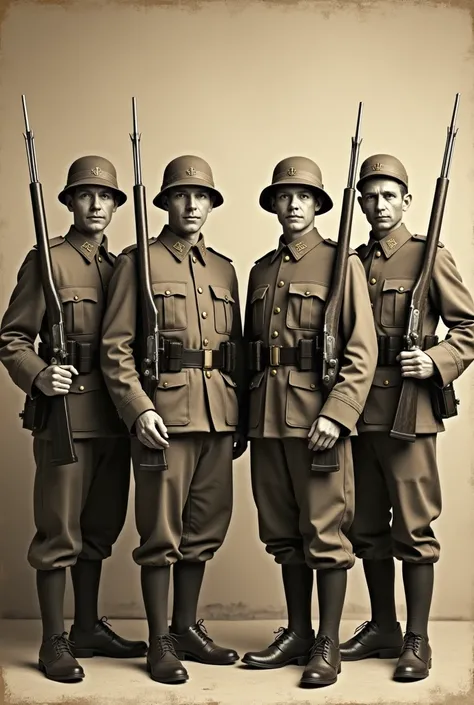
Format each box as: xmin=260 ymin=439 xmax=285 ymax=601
xmin=308 ymin=415 xmax=341 ymax=451
xmin=232 ymin=432 xmax=248 ymax=460
xmin=34 ymin=364 xmax=79 ymax=396
xmin=136 ymin=410 xmax=169 ymax=449
xmin=397 ymin=349 xmax=435 ymax=379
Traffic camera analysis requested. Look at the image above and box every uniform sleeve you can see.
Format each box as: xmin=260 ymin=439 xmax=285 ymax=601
xmin=0 ymin=250 xmax=48 ymax=396
xmin=424 ymin=246 xmax=474 ymax=386
xmin=320 ymin=254 xmax=378 ymax=434
xmin=100 ymin=252 xmax=155 ymax=430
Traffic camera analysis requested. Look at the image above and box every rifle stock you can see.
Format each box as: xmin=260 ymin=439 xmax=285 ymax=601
xmin=312 ymin=102 xmax=363 ymax=472
xmin=390 ymin=94 xmax=460 ymax=442
xmin=130 ymin=98 xmax=167 ymax=471
xmin=22 ymin=96 xmax=77 ymax=466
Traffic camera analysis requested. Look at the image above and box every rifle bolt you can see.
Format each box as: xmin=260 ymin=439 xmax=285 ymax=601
xmin=323 ymin=375 xmax=330 ymax=383
xmin=329 ymin=360 xmax=336 ymax=367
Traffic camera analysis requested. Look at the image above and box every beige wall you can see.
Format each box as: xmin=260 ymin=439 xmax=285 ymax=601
xmin=0 ymin=0 xmax=473 ymax=621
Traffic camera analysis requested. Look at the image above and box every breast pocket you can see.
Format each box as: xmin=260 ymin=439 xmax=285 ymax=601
xmin=152 ymin=282 xmax=187 ymax=331
xmin=58 ymin=286 xmax=99 ymax=335
xmin=250 ymin=285 xmax=269 ymax=337
xmin=286 ymin=282 xmax=328 ymax=331
xmin=380 ymin=278 xmax=415 ymax=329
xmin=210 ymin=285 xmax=235 ymax=335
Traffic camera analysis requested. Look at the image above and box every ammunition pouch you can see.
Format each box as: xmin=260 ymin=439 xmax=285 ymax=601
xmin=38 ymin=340 xmax=99 ymax=374
xmin=19 ymin=394 xmax=49 ymax=432
xmin=249 ymin=335 xmax=323 ymax=372
xmin=159 ymin=339 xmax=236 ymax=374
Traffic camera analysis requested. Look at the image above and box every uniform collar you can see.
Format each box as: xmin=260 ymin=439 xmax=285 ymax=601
xmin=270 ymin=227 xmax=323 ymax=264
xmin=159 ymin=226 xmax=207 ymax=265
xmin=65 ymin=226 xmax=113 ymax=264
xmin=358 ymin=223 xmax=412 ymax=260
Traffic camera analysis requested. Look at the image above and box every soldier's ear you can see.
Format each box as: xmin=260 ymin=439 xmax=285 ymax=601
xmin=402 ymin=193 xmax=412 ymax=212
xmin=357 ymin=196 xmax=365 ymax=213
xmin=65 ymin=192 xmax=74 ymax=213
xmin=162 ymin=195 xmax=170 ymax=212
xmin=270 ymin=196 xmax=277 ymax=213
xmin=314 ymin=197 xmax=322 ymax=214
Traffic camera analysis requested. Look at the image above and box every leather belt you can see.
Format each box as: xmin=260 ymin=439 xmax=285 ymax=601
xmin=377 ymin=334 xmax=438 ymax=366
xmin=38 ymin=340 xmax=99 ymax=374
xmin=249 ymin=337 xmax=322 ymax=372
xmin=160 ymin=339 xmax=236 ymax=373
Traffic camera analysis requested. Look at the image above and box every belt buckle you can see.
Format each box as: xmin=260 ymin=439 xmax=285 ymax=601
xmin=270 ymin=345 xmax=281 ymax=367
xmin=203 ymin=349 xmax=213 ymax=369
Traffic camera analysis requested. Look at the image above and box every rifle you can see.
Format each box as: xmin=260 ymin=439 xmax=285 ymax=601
xmin=390 ymin=93 xmax=460 ymax=442
xmin=130 ymin=97 xmax=167 ymax=471
xmin=20 ymin=95 xmax=77 ymax=466
xmin=311 ymin=102 xmax=363 ymax=472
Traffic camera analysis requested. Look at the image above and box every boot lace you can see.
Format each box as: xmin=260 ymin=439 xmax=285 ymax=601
xmin=98 ymin=616 xmax=116 ymax=637
xmin=403 ymin=631 xmax=422 ymax=652
xmin=194 ymin=619 xmax=213 ymax=645
xmin=272 ymin=626 xmax=290 ymax=644
xmin=353 ymin=620 xmax=373 ymax=635
xmin=153 ymin=634 xmax=177 ymax=656
xmin=52 ymin=632 xmax=74 ymax=657
xmin=309 ymin=635 xmax=331 ymax=660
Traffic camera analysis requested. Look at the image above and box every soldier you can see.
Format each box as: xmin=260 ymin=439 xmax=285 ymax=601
xmin=340 ymin=154 xmax=474 ymax=681
xmin=100 ymin=155 xmax=245 ymax=685
xmin=240 ymin=157 xmax=377 ymax=687
xmin=0 ymin=156 xmax=147 ymax=682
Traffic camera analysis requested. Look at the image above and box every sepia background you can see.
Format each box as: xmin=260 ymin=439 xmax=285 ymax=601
xmin=0 ymin=0 xmax=473 ymax=625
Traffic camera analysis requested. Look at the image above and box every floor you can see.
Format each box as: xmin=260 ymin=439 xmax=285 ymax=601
xmin=0 ymin=620 xmax=472 ymax=705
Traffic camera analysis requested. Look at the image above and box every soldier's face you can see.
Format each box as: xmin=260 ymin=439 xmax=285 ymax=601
xmin=271 ymin=186 xmax=320 ymax=237
xmin=358 ymin=179 xmax=411 ymax=235
xmin=164 ymin=187 xmax=213 ymax=238
xmin=67 ymin=186 xmax=117 ymax=236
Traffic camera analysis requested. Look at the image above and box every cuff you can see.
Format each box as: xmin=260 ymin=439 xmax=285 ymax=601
xmin=425 ymin=341 xmax=463 ymax=387
xmin=320 ymin=390 xmax=362 ymax=436
xmin=120 ymin=393 xmax=156 ymax=432
xmin=15 ymin=352 xmax=48 ymax=397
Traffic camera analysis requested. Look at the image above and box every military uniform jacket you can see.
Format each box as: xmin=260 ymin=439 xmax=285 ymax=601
xmin=0 ymin=227 xmax=125 ymax=438
xmin=100 ymin=226 xmax=243 ymax=434
xmin=357 ymin=223 xmax=474 ymax=433
xmin=243 ymin=227 xmax=378 ymax=439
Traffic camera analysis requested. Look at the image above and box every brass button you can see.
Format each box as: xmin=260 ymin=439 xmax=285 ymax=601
xmin=399 ymin=286 xmax=405 ymax=292
xmin=165 ymin=290 xmax=171 ymax=296
xmin=278 ymin=280 xmax=285 ymax=288
xmin=305 ymin=290 xmax=311 ymax=296
xmin=310 ymin=383 xmax=316 ymax=389
xmin=370 ymin=278 xmax=377 ymax=285
xmin=163 ymin=381 xmax=168 ymax=388
xmin=197 ymin=287 xmax=203 ymax=294
xmin=383 ymin=380 xmax=390 ymax=386
xmin=205 ymin=370 xmax=212 ymax=378
xmin=270 ymin=369 xmax=277 ymax=376
xmin=203 ymin=338 xmax=209 ymax=347
xmin=283 ymin=255 xmax=290 ymax=262
xmin=375 ymin=250 xmax=381 ymax=258
xmin=98 ymin=255 xmax=103 ymax=263
xmin=224 ymin=295 xmax=229 ymax=302
xmin=192 ymin=256 xmax=197 ymax=263
xmin=73 ymin=295 xmax=79 ymax=301
xmin=273 ymin=307 xmax=281 ymax=314
xmin=202 ymin=311 xmax=208 ymax=319
xmin=78 ymin=385 xmax=85 ymax=391
xmin=271 ymin=330 xmax=279 ymax=339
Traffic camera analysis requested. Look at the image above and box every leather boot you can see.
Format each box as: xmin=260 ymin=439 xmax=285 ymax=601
xmin=38 ymin=633 xmax=85 ymax=682
xmin=70 ymin=616 xmax=147 ymax=658
xmin=242 ymin=627 xmax=314 ymax=669
xmin=171 ymin=620 xmax=239 ymax=665
xmin=340 ymin=620 xmax=403 ymax=661
xmin=300 ymin=635 xmax=341 ymax=688
xmin=147 ymin=635 xmax=189 ymax=684
xmin=393 ymin=632 xmax=432 ymax=681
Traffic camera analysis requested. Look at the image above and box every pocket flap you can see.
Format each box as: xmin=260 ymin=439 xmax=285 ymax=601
xmin=382 ymin=278 xmax=415 ymax=294
xmin=58 ymin=286 xmax=98 ymax=304
xmin=210 ymin=285 xmax=235 ymax=303
xmin=288 ymin=282 xmax=328 ymax=301
xmin=249 ymin=370 xmax=265 ymax=390
xmin=69 ymin=369 xmax=103 ymax=393
xmin=251 ymin=285 xmax=269 ymax=303
xmin=288 ymin=369 xmax=320 ymax=391
xmin=157 ymin=371 xmax=188 ymax=389
xmin=371 ymin=367 xmax=402 ymax=388
xmin=152 ymin=282 xmax=187 ymax=297
xmin=220 ymin=371 xmax=237 ymax=387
